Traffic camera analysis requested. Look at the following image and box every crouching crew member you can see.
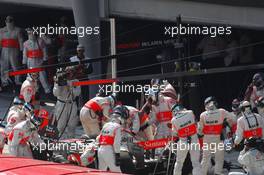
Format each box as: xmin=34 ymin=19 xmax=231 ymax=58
xmin=97 ymin=106 xmax=124 ymax=172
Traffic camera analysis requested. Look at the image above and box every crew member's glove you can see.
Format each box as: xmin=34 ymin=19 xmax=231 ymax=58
xmin=0 ymin=122 xmax=5 ymax=128
xmin=67 ymin=153 xmax=81 ymax=166
xmin=227 ymin=132 xmax=233 ymax=138
xmin=143 ymin=106 xmax=151 ymax=114
xmin=44 ymin=125 xmax=59 ymax=140
xmin=244 ymin=145 xmax=249 ymax=152
xmin=131 ymin=131 xmax=136 ymax=137
xmin=167 ymin=123 xmax=172 ymax=129
xmin=147 ymin=97 xmax=153 ymax=104
xmin=57 ymin=75 xmax=67 ymax=86
xmin=223 ymin=119 xmax=229 ymax=128
xmin=244 ymin=83 xmax=254 ymax=101
xmin=18 ymin=51 xmax=23 ymax=60
xmin=85 ymin=63 xmax=93 ymax=74
xmin=252 ymin=107 xmax=258 ymax=113
xmin=233 ymin=143 xmax=244 ymax=151
xmin=174 ymin=137 xmax=179 ymax=143
xmin=139 ymin=123 xmax=149 ymax=131
xmin=35 ymin=92 xmax=40 ymax=101
xmin=22 ymin=64 xmax=27 ymax=69
xmin=197 ymin=134 xmax=204 ymax=138
xmin=220 ymin=133 xmax=225 ymax=141
xmin=4 ymin=136 xmax=7 ymax=144
xmin=42 ymin=60 xmax=48 ymax=66
xmin=115 ymin=153 xmax=121 ymax=166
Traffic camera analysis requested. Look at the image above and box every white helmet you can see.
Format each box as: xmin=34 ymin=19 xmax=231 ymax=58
xmin=23 ymin=103 xmax=35 ymax=118
xmin=240 ymin=101 xmax=252 ymax=113
xmin=110 ymin=113 xmax=123 ymax=124
xmin=107 ymin=93 xmax=117 ymax=108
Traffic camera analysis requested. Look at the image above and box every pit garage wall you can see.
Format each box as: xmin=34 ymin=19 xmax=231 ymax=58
xmin=110 ymin=17 xmax=264 ymax=116
xmin=2 ymin=0 xmax=264 ymax=29
xmin=0 ymin=0 xmax=72 ymax=9
xmin=109 ymin=0 xmax=264 ymax=29
xmin=1 ymin=0 xmax=264 ymax=113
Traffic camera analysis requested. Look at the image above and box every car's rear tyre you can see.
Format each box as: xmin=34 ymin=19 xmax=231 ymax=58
xmin=120 ymin=151 xmax=137 ymax=174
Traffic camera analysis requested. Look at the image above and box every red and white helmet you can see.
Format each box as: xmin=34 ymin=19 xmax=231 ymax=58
xmin=30 ymin=109 xmax=49 ymax=130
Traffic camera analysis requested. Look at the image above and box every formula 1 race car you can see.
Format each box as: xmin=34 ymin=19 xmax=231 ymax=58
xmin=0 ymin=114 xmax=192 ymax=175
xmin=57 ymin=131 xmax=193 ymax=175
xmin=0 ymin=155 xmax=125 ymax=175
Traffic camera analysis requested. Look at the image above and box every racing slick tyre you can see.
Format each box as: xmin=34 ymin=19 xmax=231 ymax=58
xmin=30 ymin=143 xmax=49 ymax=161
xmin=164 ymin=152 xmax=192 ymax=175
xmin=120 ymin=150 xmax=137 ymax=174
